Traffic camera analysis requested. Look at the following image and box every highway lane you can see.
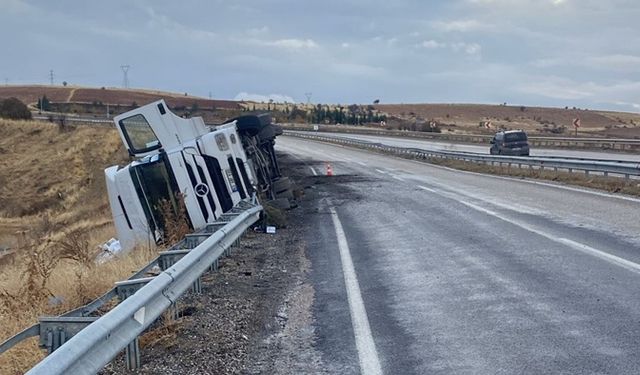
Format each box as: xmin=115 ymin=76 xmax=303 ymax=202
xmin=317 ymin=132 xmax=640 ymax=162
xmin=277 ymin=135 xmax=640 ymax=374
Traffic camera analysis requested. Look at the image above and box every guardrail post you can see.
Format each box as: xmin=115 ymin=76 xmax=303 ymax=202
xmin=158 ymin=250 xmax=203 ymax=294
xmin=125 ymin=337 xmax=140 ymax=371
xmin=115 ymin=277 xmax=155 ymax=301
xmin=39 ymin=317 xmax=97 ymax=354
xmin=210 ymin=259 xmax=219 ymax=272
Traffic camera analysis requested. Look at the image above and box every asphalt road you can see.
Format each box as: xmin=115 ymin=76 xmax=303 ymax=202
xmin=277 ymin=135 xmax=640 ymax=374
xmin=317 ymin=132 xmax=640 ymax=162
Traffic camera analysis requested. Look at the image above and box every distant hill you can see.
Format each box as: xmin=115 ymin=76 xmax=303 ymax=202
xmin=0 ymin=85 xmax=240 ymax=110
xmin=2 ymin=85 xmax=640 ymax=137
xmin=374 ymin=103 xmax=640 ymax=138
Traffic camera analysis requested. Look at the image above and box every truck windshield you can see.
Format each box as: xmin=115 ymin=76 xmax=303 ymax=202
xmin=119 ymin=114 xmax=161 ymax=154
xmin=130 ymin=156 xmax=184 ymax=238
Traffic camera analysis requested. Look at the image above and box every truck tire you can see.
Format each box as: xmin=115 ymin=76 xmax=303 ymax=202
xmin=269 ymin=197 xmax=291 ymax=210
xmin=275 ymin=188 xmax=294 ymax=200
xmin=272 ymin=177 xmax=291 ymax=193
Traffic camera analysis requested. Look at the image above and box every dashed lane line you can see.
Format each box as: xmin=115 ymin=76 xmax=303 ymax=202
xmin=417 ymin=185 xmax=437 ymax=193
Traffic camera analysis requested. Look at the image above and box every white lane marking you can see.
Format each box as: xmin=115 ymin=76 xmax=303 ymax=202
xmin=330 ymin=208 xmax=383 ymax=375
xmin=510 ymin=178 xmax=640 ymax=204
xmin=357 ymin=161 xmax=367 ymax=166
xmin=557 ymin=238 xmax=640 ymax=274
xmin=457 ymin=200 xmax=640 ymax=275
xmin=282 ymin=137 xmax=640 ymax=204
xmin=309 ymin=166 xmax=318 ymax=176
xmin=404 ymin=156 xmax=640 ymax=204
xmin=417 ymin=185 xmax=436 ymax=193
xmin=284 ymin=136 xmax=640 ymax=203
xmin=392 ymin=175 xmax=405 ymax=182
xmin=375 ymin=169 xmax=387 ymax=174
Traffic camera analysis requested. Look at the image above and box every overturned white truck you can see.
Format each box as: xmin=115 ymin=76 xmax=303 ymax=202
xmin=104 ymin=100 xmax=288 ymax=251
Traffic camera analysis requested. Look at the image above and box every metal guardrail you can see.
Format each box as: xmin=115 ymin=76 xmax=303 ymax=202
xmin=0 ymin=199 xmax=262 ymax=374
xmin=27 ymin=202 xmax=261 ymax=374
xmin=32 ymin=115 xmax=113 ymax=125
xmin=281 ymin=124 xmax=640 ymax=151
xmin=285 ymin=131 xmax=640 ymax=179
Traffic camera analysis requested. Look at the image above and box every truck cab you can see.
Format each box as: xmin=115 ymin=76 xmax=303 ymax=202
xmin=106 ymin=100 xmax=257 ymax=251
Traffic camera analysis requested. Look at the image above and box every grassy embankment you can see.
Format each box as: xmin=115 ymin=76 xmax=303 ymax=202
xmin=0 ymin=119 xmax=156 ymax=373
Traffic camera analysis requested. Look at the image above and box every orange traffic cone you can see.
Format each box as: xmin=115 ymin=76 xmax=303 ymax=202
xmin=326 ymin=163 xmax=333 ymax=176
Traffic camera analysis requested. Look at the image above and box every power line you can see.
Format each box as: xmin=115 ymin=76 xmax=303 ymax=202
xmin=120 ymin=65 xmax=130 ymax=88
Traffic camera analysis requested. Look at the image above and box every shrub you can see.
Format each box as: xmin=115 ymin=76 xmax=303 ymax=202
xmin=0 ymin=97 xmax=32 ymax=120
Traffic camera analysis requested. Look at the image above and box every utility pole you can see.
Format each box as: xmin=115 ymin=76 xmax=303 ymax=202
xmin=208 ymin=91 xmax=212 ymax=99
xmin=106 ymin=103 xmax=110 ymax=119
xmin=120 ymin=65 xmax=130 ymax=88
xmin=304 ymin=92 xmax=312 ymax=105
xmin=49 ymin=70 xmax=54 ymax=85
xmin=4 ymin=78 xmax=7 ymax=86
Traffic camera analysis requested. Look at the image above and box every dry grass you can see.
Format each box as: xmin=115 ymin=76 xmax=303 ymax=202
xmin=0 ymin=85 xmax=239 ymax=110
xmin=374 ymin=103 xmax=640 ymax=136
xmin=0 ymin=119 xmax=156 ymax=373
xmin=0 ymin=234 xmax=156 ymax=374
xmin=0 ymin=119 xmax=128 ymax=246
xmin=158 ymin=192 xmax=191 ymax=246
xmin=139 ymin=310 xmax=182 ymax=351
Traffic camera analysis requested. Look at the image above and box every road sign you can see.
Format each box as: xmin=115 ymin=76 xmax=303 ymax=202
xmin=573 ymin=117 xmax=581 ymax=136
xmin=573 ymin=118 xmax=581 ymax=128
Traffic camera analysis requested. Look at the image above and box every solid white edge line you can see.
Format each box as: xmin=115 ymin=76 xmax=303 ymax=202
xmin=407 ymin=155 xmax=640 ymax=204
xmin=330 ymin=207 xmax=383 ymax=375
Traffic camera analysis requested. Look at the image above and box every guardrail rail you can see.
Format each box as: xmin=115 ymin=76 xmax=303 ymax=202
xmin=285 ymin=131 xmax=640 ymax=179
xmin=281 ymin=124 xmax=640 ymax=152
xmin=0 ymin=198 xmax=262 ymax=374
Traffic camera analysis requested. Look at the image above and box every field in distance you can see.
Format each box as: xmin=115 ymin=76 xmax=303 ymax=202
xmin=2 ymin=85 xmax=640 ymax=137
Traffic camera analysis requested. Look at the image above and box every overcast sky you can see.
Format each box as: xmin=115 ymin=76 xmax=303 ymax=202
xmin=2 ymin=0 xmax=640 ymax=111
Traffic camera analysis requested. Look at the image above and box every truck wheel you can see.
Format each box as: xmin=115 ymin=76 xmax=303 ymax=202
xmin=272 ymin=177 xmax=291 ymax=193
xmin=275 ymin=188 xmax=294 ymax=200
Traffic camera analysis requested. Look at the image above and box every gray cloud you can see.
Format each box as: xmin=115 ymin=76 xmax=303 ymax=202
xmin=0 ymin=0 xmax=638 ymax=111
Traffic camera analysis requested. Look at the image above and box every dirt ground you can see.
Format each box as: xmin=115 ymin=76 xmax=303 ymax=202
xmin=102 ymin=154 xmax=327 ymax=375
xmin=375 ymin=103 xmax=640 ymax=137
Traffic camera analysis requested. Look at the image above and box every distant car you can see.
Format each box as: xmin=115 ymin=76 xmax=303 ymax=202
xmin=490 ymin=130 xmax=530 ymax=156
